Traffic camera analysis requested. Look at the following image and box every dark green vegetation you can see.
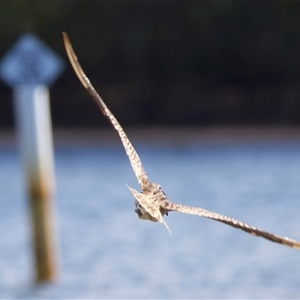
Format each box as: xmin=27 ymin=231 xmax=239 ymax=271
xmin=1 ymin=2 xmax=300 ymax=128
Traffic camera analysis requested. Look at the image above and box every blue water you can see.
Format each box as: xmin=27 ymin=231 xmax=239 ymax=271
xmin=1 ymin=139 xmax=300 ymax=299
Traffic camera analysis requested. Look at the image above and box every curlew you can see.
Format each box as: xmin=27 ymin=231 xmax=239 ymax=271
xmin=63 ymin=32 xmax=300 ymax=250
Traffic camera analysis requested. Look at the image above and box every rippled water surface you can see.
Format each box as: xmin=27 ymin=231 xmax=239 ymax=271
xmin=1 ymin=138 xmax=300 ymax=299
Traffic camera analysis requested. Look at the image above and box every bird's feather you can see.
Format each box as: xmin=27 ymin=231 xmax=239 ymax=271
xmin=161 ymin=200 xmax=300 ymax=249
xmin=62 ymin=32 xmax=152 ymax=192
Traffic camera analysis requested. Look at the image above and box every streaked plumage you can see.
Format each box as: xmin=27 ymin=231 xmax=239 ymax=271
xmin=63 ymin=32 xmax=300 ymax=250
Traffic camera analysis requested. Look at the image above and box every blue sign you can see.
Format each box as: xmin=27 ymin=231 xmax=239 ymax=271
xmin=0 ymin=33 xmax=64 ymax=87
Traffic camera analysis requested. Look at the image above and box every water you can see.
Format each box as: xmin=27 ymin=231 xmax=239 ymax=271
xmin=1 ymin=138 xmax=300 ymax=298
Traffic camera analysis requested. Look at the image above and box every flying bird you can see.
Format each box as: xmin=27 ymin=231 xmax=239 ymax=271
xmin=62 ymin=32 xmax=300 ymax=250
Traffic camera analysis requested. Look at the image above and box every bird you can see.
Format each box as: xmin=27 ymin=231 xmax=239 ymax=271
xmin=62 ymin=32 xmax=300 ymax=250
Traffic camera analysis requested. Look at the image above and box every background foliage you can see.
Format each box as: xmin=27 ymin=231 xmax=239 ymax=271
xmin=1 ymin=2 xmax=300 ymax=128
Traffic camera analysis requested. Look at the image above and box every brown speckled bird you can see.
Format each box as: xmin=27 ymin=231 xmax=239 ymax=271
xmin=63 ymin=32 xmax=300 ymax=250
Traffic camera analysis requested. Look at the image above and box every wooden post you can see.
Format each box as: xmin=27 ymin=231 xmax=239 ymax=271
xmin=14 ymin=85 xmax=58 ymax=282
xmin=0 ymin=33 xmax=63 ymax=283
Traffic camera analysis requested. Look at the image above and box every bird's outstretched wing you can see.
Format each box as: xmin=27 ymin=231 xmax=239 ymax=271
xmin=161 ymin=201 xmax=300 ymax=250
xmin=62 ymin=32 xmax=152 ymax=191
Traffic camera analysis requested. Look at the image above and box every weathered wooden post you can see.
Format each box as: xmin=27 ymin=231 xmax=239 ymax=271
xmin=0 ymin=33 xmax=64 ymax=282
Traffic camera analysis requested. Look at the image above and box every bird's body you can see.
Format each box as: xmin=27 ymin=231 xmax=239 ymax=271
xmin=63 ymin=32 xmax=300 ymax=251
xmin=127 ymin=183 xmax=171 ymax=234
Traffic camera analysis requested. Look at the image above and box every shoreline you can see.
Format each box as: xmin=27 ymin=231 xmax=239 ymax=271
xmin=2 ymin=126 xmax=300 ymax=147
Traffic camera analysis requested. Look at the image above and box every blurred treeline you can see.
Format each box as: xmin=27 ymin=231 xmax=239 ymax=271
xmin=1 ymin=2 xmax=300 ymax=128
